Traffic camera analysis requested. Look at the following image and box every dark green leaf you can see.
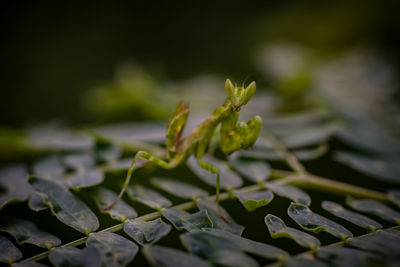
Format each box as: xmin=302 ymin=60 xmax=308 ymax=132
xmin=12 ymin=262 xmax=48 ymax=267
xmin=29 ymin=176 xmax=99 ymax=234
xmin=33 ymin=155 xmax=65 ymax=178
xmin=126 ymin=184 xmax=172 ymax=210
xmin=86 ymin=232 xmax=139 ymax=266
xmin=288 ymin=203 xmax=352 ymax=240
xmin=27 ymin=192 xmax=47 ymax=212
xmin=265 ymin=214 xmax=320 ymax=249
xmin=335 ymin=151 xmax=400 ymax=184
xmin=143 ymin=245 xmax=213 ymax=267
xmin=316 ymin=246 xmax=382 ymax=267
xmin=196 ymin=199 xmax=244 ymax=235
xmin=0 ymin=235 xmax=22 ymax=263
xmin=388 ymin=190 xmax=400 ymax=209
xmin=235 ymin=190 xmax=274 ymax=212
xmin=321 ymin=201 xmax=382 ymax=231
xmin=161 ymin=208 xmax=212 ymax=231
xmin=280 ymin=123 xmax=336 ymax=149
xmin=49 ymin=246 xmax=101 ymax=267
xmin=346 ymin=197 xmax=400 ymax=224
xmin=123 ymin=218 xmax=171 ymax=246
xmin=0 ymin=216 xmax=61 ymax=249
xmin=62 ymin=153 xmax=95 ymax=170
xmin=92 ymin=187 xmax=137 ymax=221
xmin=267 ymin=183 xmax=311 ymax=206
xmin=66 ymin=168 xmax=104 ymax=189
xmin=284 ymin=257 xmax=328 ymax=267
xmin=228 ymin=154 xmax=271 ymax=182
xmin=151 ymin=177 xmax=208 ymax=200
xmin=0 ymin=165 xmax=31 ymax=209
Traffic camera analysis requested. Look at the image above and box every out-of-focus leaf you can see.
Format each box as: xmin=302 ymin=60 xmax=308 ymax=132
xmin=0 ymin=235 xmax=22 ymax=263
xmin=196 ymin=199 xmax=244 ymax=235
xmin=48 ymin=246 xmax=101 ymax=267
xmin=95 ymin=144 xmax=122 ymax=163
xmin=29 ymin=176 xmax=99 ymax=234
xmin=322 ymin=201 xmax=382 ymax=231
xmin=347 ymin=229 xmax=400 ymax=257
xmin=86 ymin=232 xmax=139 ymax=267
xmin=27 ymin=125 xmax=94 ymax=152
xmin=316 ymin=246 xmax=382 ymax=267
xmin=0 ymin=216 xmax=61 ymax=249
xmin=228 ymin=154 xmax=271 ymax=182
xmin=13 ymin=262 xmax=48 ymax=267
xmin=388 ymin=190 xmax=400 ymax=209
xmin=92 ymin=187 xmax=137 ymax=221
xmin=207 ymin=249 xmax=258 ymax=267
xmin=234 ymin=190 xmax=274 ymax=212
xmin=288 ymin=203 xmax=352 ymax=240
xmin=33 ymin=155 xmax=65 ymax=178
xmin=294 ymin=143 xmax=329 ymax=161
xmin=0 ymin=165 xmax=31 ymax=209
xmin=151 ymin=177 xmax=208 ymax=200
xmin=66 ymin=168 xmax=104 ymax=189
xmin=346 ymin=197 xmax=400 ymax=224
xmin=187 ymin=156 xmax=243 ymax=189
xmin=283 ymin=257 xmax=328 ymax=267
xmin=27 ymin=192 xmax=47 ymax=212
xmin=335 ymin=151 xmax=400 ymax=184
xmin=143 ymin=245 xmax=213 ymax=267
xmin=123 ymin=218 xmax=171 ymax=246
xmin=267 ymin=183 xmax=311 ymax=206
xmin=181 ymin=228 xmax=289 ymax=260
xmin=265 ymin=214 xmax=320 ymax=249
xmin=62 ymin=153 xmax=95 ymax=170
xmin=126 ymin=184 xmax=172 ymax=210
xmin=161 ymin=208 xmax=212 ymax=231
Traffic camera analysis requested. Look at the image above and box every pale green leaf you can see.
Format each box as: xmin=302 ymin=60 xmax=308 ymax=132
xmin=346 ymin=197 xmax=400 ymax=224
xmin=321 ymin=201 xmax=382 ymax=231
xmin=86 ymin=232 xmax=139 ymax=266
xmin=0 ymin=216 xmax=61 ymax=249
xmin=267 ymin=183 xmax=311 ymax=206
xmin=29 ymin=176 xmax=99 ymax=234
xmin=49 ymin=246 xmax=101 ymax=267
xmin=187 ymin=156 xmax=243 ymax=189
xmin=288 ymin=203 xmax=352 ymax=240
xmin=316 ymin=246 xmax=382 ymax=267
xmin=161 ymin=208 xmax=212 ymax=231
xmin=151 ymin=177 xmax=208 ymax=200
xmin=265 ymin=214 xmax=320 ymax=249
xmin=228 ymin=154 xmax=270 ymax=182
xmin=92 ymin=187 xmax=137 ymax=221
xmin=347 ymin=229 xmax=400 ymax=257
xmin=126 ymin=184 xmax=172 ymax=210
xmin=235 ymin=190 xmax=274 ymax=212
xmin=143 ymin=245 xmax=213 ymax=267
xmin=388 ymin=190 xmax=400 ymax=209
xmin=66 ymin=168 xmax=104 ymax=189
xmin=123 ymin=218 xmax=171 ymax=246
xmin=196 ymin=199 xmax=244 ymax=235
xmin=0 ymin=165 xmax=31 ymax=209
xmin=0 ymin=235 xmax=22 ymax=263
xmin=335 ymin=151 xmax=400 ymax=184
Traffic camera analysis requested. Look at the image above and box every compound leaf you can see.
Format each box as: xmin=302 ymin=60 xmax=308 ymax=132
xmin=346 ymin=197 xmax=400 ymax=224
xmin=49 ymin=246 xmax=101 ymax=267
xmin=123 ymin=218 xmax=171 ymax=246
xmin=161 ymin=208 xmax=212 ymax=231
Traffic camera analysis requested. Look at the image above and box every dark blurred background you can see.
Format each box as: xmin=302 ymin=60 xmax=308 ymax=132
xmin=1 ymin=0 xmax=399 ymax=126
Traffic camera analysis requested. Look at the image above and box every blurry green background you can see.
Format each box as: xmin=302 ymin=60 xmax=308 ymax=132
xmin=2 ymin=0 xmax=399 ymax=126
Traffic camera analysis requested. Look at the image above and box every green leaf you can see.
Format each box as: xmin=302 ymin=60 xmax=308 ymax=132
xmin=123 ymin=218 xmax=171 ymax=246
xmin=27 ymin=192 xmax=47 ymax=212
xmin=234 ymin=190 xmax=274 ymax=212
xmin=208 ymin=249 xmax=259 ymax=267
xmin=196 ymin=199 xmax=244 ymax=235
xmin=283 ymin=257 xmax=328 ymax=267
xmin=92 ymin=187 xmax=137 ymax=221
xmin=150 ymin=177 xmax=208 ymax=200
xmin=335 ymin=151 xmax=400 ymax=184
xmin=0 ymin=235 xmax=22 ymax=263
xmin=29 ymin=176 xmax=99 ymax=234
xmin=48 ymin=246 xmax=101 ymax=267
xmin=267 ymin=183 xmax=311 ymax=206
xmin=161 ymin=208 xmax=212 ymax=231
xmin=322 ymin=201 xmax=383 ymax=231
xmin=265 ymin=214 xmax=320 ymax=249
xmin=126 ymin=184 xmax=172 ymax=210
xmin=347 ymin=229 xmax=400 ymax=257
xmin=181 ymin=228 xmax=289 ymax=260
xmin=0 ymin=165 xmax=31 ymax=209
xmin=293 ymin=143 xmax=329 ymax=161
xmin=32 ymin=155 xmax=65 ymax=178
xmin=346 ymin=197 xmax=400 ymax=224
xmin=188 ymin=156 xmax=243 ymax=189
xmin=62 ymin=153 xmax=95 ymax=170
xmin=143 ymin=245 xmax=213 ymax=267
xmin=316 ymin=246 xmax=382 ymax=267
xmin=288 ymin=203 xmax=352 ymax=240
xmin=388 ymin=190 xmax=400 ymax=209
xmin=66 ymin=168 xmax=104 ymax=189
xmin=86 ymin=232 xmax=139 ymax=266
xmin=0 ymin=216 xmax=61 ymax=249
xmin=228 ymin=154 xmax=271 ymax=182
xmin=13 ymin=262 xmax=48 ymax=267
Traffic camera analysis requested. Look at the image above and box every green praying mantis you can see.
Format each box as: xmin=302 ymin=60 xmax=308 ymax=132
xmin=104 ymin=79 xmax=262 ymax=211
